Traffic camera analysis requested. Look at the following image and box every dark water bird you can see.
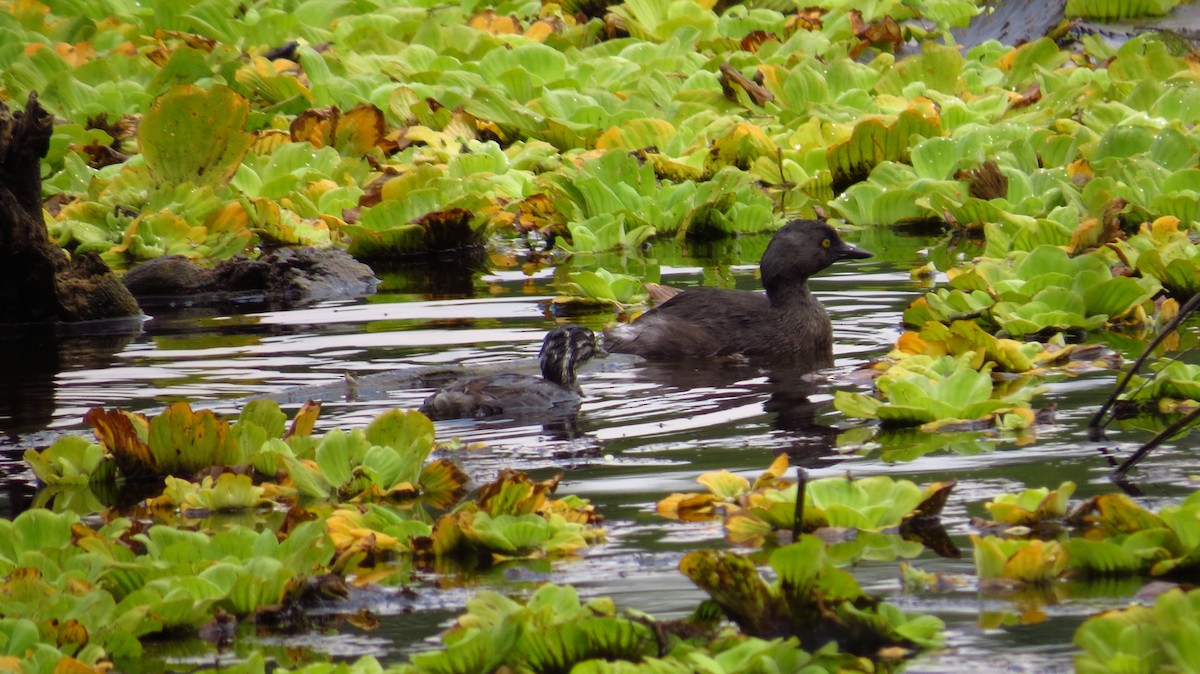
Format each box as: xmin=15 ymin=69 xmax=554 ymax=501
xmin=604 ymin=219 xmax=872 ymax=368
xmin=419 ymin=325 xmax=600 ymax=420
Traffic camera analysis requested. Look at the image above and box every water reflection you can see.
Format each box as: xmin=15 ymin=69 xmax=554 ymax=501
xmin=0 ymin=320 xmax=141 ymax=436
xmin=616 ymin=358 xmax=845 ymax=467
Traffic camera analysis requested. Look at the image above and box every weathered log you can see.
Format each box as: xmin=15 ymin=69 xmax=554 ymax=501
xmin=123 ymin=246 xmax=379 ymax=309
xmin=0 ymin=93 xmax=140 ymax=324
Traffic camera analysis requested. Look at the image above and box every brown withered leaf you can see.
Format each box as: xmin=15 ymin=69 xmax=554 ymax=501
xmin=54 ymin=619 xmax=90 ymax=650
xmin=901 ymin=518 xmax=961 ymax=559
xmin=356 ymin=173 xmax=391 ymax=211
xmin=290 ymin=107 xmax=338 ymax=147
xmin=911 ymin=479 xmax=957 ymax=519
xmin=414 ymin=208 xmax=486 ymax=252
xmin=76 ymin=140 xmax=128 ymax=168
xmin=154 ymin=29 xmax=217 ymax=52
xmin=956 ymin=160 xmax=1009 ymax=200
xmin=848 ymin=10 xmax=903 ymax=59
xmin=336 ymin=103 xmax=388 ymax=155
xmin=786 ymin=6 xmax=826 ymax=31
xmin=143 ymin=46 xmax=170 ymax=66
xmin=264 ymin=41 xmax=299 ymax=61
xmin=43 ymin=192 xmax=72 ymax=217
xmin=657 ymin=493 xmax=721 ymax=521
xmin=86 ymin=113 xmax=138 ymax=143
xmin=419 ymin=458 xmax=470 ymax=511
xmin=84 ymin=407 xmax=157 ymax=477
xmin=741 ymin=30 xmax=778 ymax=53
xmin=277 ymin=506 xmax=319 ymax=539
xmin=348 ymin=610 xmax=381 ymax=630
xmin=1010 ymin=83 xmax=1042 ymax=110
xmin=645 ymin=281 xmax=682 ymax=303
xmin=603 ymin=12 xmax=629 ymax=39
xmin=512 ymin=193 xmax=566 ymax=234
xmin=252 ymin=129 xmax=291 ymax=154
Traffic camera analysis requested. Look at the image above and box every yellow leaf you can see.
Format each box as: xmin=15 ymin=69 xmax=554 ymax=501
xmin=286 ymin=400 xmax=322 ymax=438
xmin=657 ymin=493 xmax=720 ymax=521
xmin=750 ymin=453 xmax=790 ymax=490
xmin=697 ymin=469 xmax=750 ymax=500
xmin=896 ymin=331 xmax=927 ymax=355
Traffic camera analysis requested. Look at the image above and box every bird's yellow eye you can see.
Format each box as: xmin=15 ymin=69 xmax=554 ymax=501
xmin=821 ymin=238 xmax=831 ymax=248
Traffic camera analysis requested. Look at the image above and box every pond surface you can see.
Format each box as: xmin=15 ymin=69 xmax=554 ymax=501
xmin=3 ymin=228 xmax=1198 ymax=672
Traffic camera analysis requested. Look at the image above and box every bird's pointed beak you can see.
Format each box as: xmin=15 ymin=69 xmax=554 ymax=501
xmin=834 ymin=241 xmax=873 ymax=260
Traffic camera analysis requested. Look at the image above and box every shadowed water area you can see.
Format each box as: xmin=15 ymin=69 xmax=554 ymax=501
xmin=3 ymin=226 xmax=1198 ymax=672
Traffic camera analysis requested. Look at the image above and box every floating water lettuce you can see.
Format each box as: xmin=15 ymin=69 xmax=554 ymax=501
xmin=13 ymin=406 xmax=609 ymax=669
xmin=1122 ymin=216 xmax=1200 ymax=298
xmin=544 ymin=150 xmax=659 ymax=252
xmin=1074 ymin=587 xmax=1200 ymax=674
xmin=973 ymin=535 xmax=1070 ymax=586
xmin=826 ymin=100 xmax=943 ymax=190
xmin=0 ymin=509 xmax=334 ymax=667
xmin=970 ymin=490 xmax=1200 ymax=583
xmin=894 ymin=320 xmax=1051 ymax=373
xmin=325 ymin=503 xmax=431 ymax=572
xmin=984 ymin=481 xmax=1076 ymax=526
xmin=905 ymin=245 xmax=1160 ymax=336
xmin=1117 ymin=360 xmax=1200 ymax=413
xmin=682 ymin=537 xmax=944 ymax=657
xmin=425 ymin=470 xmax=604 ymax=563
xmin=551 ymin=267 xmax=651 ymax=312
xmin=155 ymin=473 xmax=273 ymax=514
xmin=1066 ymin=0 xmax=1181 ymax=19
xmin=658 ymin=454 xmax=954 ymax=556
xmin=72 ymin=399 xmax=319 ymax=479
xmin=139 ymin=84 xmax=253 ymax=190
xmin=1064 ymin=492 xmax=1200 ymax=578
xmin=835 ymin=353 xmax=1041 ymax=429
xmin=393 ymin=580 xmax=863 ymax=674
xmin=23 ymin=436 xmax=116 ymax=486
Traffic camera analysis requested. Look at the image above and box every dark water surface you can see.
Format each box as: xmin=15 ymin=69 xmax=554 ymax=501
xmin=3 ymin=228 xmax=1198 ymax=672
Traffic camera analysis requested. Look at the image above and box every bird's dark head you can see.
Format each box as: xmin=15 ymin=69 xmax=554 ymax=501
xmin=760 ymin=219 xmax=872 ymax=294
xmin=539 ymin=325 xmax=600 ymax=390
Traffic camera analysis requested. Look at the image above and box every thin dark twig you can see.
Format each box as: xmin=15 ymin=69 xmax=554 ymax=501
xmin=1121 ymin=348 xmax=1194 ymax=403
xmin=1088 ymin=292 xmax=1200 ymax=439
xmin=1113 ymin=405 xmax=1200 ymax=477
xmin=792 ymin=466 xmax=807 ymax=542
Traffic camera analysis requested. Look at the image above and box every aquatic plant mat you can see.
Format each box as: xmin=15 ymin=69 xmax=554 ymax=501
xmin=10 ymin=0 xmax=1200 ymax=672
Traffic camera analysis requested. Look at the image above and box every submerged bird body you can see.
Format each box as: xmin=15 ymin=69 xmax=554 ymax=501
xmin=604 ymin=220 xmax=871 ymax=367
xmin=419 ymin=325 xmax=599 ymax=420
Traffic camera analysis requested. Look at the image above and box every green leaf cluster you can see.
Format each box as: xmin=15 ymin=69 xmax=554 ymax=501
xmin=0 ymin=508 xmax=332 ymax=665
xmin=428 ymin=470 xmax=604 ymax=563
xmin=1074 ymin=587 xmax=1200 ymax=674
xmin=984 ymin=481 xmax=1076 ymax=526
xmin=681 ymin=537 xmax=944 ymax=656
xmin=834 ymin=353 xmax=1040 ymax=428
xmin=393 ymin=579 xmax=869 ymax=674
xmin=658 ymin=455 xmax=952 ymax=562
xmin=904 ymin=245 xmax=1160 ymax=337
xmin=967 ymin=489 xmax=1200 ymax=586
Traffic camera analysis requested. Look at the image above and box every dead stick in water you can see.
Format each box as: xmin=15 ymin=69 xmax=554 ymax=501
xmin=1088 ymin=292 xmax=1200 ymax=439
xmin=792 ymin=466 xmax=807 ymax=542
xmin=1114 ymin=406 xmax=1200 ymax=477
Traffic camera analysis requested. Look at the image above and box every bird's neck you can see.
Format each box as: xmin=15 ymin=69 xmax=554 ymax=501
xmin=765 ymin=278 xmax=815 ymax=310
